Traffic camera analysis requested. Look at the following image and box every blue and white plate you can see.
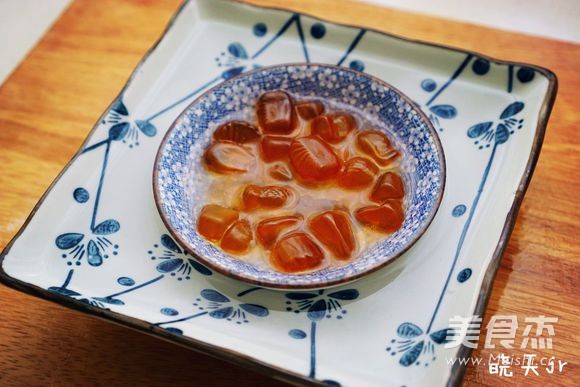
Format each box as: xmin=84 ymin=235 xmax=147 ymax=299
xmin=0 ymin=0 xmax=556 ymax=386
xmin=154 ymin=63 xmax=445 ymax=289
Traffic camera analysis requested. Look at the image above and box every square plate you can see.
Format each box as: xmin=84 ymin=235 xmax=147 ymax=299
xmin=0 ymin=0 xmax=556 ymax=385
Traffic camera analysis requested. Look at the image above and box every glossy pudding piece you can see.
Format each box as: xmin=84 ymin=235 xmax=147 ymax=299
xmin=289 ymin=136 xmax=341 ymax=184
xmin=197 ymin=90 xmax=405 ymax=274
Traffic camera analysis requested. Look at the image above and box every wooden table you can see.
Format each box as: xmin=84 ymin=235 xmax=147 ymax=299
xmin=0 ymin=0 xmax=578 ymax=385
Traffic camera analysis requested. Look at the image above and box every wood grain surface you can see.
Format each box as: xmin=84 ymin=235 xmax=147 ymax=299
xmin=0 ymin=0 xmax=578 ymax=385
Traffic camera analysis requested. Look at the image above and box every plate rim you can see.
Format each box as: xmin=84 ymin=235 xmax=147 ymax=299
xmin=0 ymin=0 xmax=558 ymax=385
xmin=152 ymin=61 xmax=447 ymax=290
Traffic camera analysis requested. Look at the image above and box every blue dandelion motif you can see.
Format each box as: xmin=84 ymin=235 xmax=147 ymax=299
xmin=467 ymin=101 xmax=525 ymax=149
xmin=55 ymin=220 xmax=120 ymax=267
xmin=285 ymin=288 xmax=359 ymax=321
xmin=105 ymin=98 xmax=156 ymax=148
xmin=150 ymin=234 xmax=212 ymax=279
xmin=214 ymin=42 xmax=249 ymax=79
xmin=155 ymin=289 xmax=269 ymax=331
xmin=387 ymin=323 xmax=455 ymax=367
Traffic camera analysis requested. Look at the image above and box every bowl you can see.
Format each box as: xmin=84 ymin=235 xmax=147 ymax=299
xmin=153 ymin=63 xmax=445 ymax=289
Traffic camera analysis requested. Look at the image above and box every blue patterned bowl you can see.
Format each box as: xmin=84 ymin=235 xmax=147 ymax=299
xmin=154 ymin=64 xmax=445 ymax=289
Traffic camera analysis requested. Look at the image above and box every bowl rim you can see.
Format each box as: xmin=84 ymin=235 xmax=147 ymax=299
xmin=152 ymin=62 xmax=446 ymax=290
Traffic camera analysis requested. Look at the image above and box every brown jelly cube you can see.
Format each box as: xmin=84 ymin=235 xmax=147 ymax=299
xmin=309 ymin=210 xmax=356 ymax=260
xmin=355 ymin=202 xmax=404 ymax=233
xmin=213 ymin=120 xmax=261 ymax=143
xmin=370 ymin=172 xmax=404 ymax=202
xmin=271 ymin=232 xmax=324 ymax=273
xmin=256 ymin=215 xmax=303 ymax=248
xmin=203 ymin=141 xmax=254 ymax=174
xmin=356 ymin=130 xmax=400 ymax=166
xmin=289 ymin=136 xmax=341 ymax=184
xmin=221 ymin=219 xmax=253 ymax=254
xmin=295 ymin=100 xmax=325 ymax=120
xmin=256 ymin=90 xmax=295 ymax=134
xmin=311 ymin=113 xmax=356 ymax=143
xmin=197 ymin=204 xmax=239 ymax=241
xmin=260 ymin=135 xmax=293 ymax=162
xmin=337 ymin=157 xmax=379 ymax=190
xmin=242 ymin=184 xmax=293 ymax=211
